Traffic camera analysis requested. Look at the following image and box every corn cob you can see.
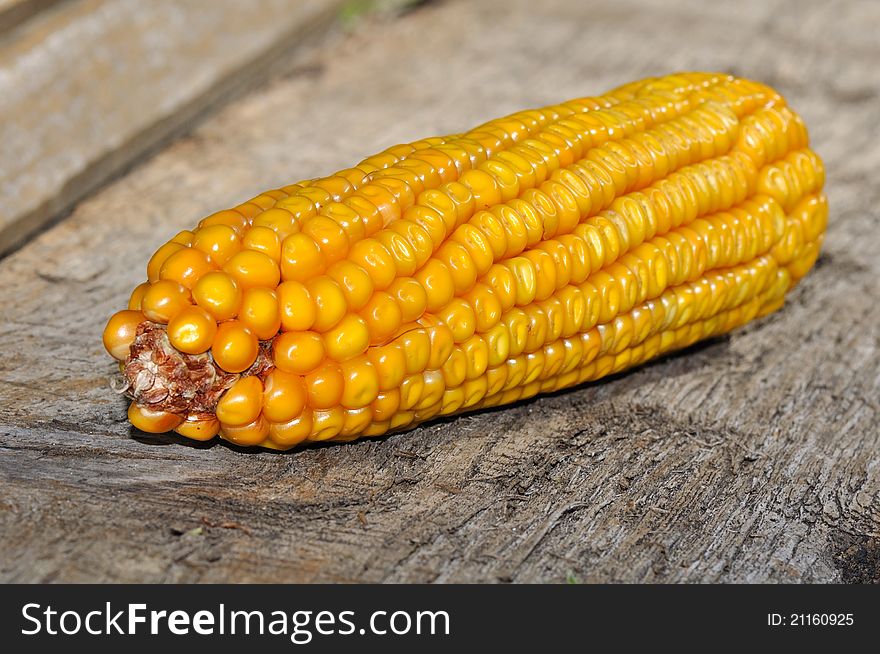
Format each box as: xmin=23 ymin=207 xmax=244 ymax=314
xmin=103 ymin=72 xmax=827 ymax=449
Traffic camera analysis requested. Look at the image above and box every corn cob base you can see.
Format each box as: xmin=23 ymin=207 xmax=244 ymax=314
xmin=103 ymin=72 xmax=827 ymax=450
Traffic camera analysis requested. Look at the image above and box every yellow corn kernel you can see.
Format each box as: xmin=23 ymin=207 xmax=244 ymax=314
xmin=280 ymin=232 xmax=326 ymax=282
xmin=306 ymin=277 xmax=347 ymax=332
xmin=340 ymin=357 xmax=380 ymax=409
xmin=262 ymin=369 xmax=307 ymax=423
xmin=323 ymin=314 xmax=370 ymax=361
xmin=273 ymin=330 xmax=325 ymax=375
xmin=305 ymin=363 xmax=344 ymax=409
xmin=302 ymin=216 xmax=349 ymax=265
xmin=277 ymin=280 xmax=316 ymax=332
xmin=223 ymin=249 xmax=280 ymax=291
xmin=140 ymin=280 xmax=191 ymax=324
xmin=167 ymin=306 xmax=218 ymax=354
xmin=347 ymin=239 xmax=397 ymax=289
xmin=159 ymin=247 xmax=215 ymax=289
xmin=327 ymin=260 xmax=374 ymax=311
xmin=192 ymin=271 xmax=241 ymax=322
xmin=360 ymin=291 xmax=403 ymax=344
xmin=128 ymin=403 xmax=183 ymax=433
xmin=366 ymin=343 xmax=407 ymax=391
xmin=389 ymin=278 xmax=428 ymax=323
xmin=103 ymin=310 xmax=145 ymax=361
xmin=192 ymin=224 xmax=241 ymax=266
xmin=238 ymin=287 xmax=281 ymax=340
xmin=212 ymin=320 xmax=259 ymax=373
xmin=242 ymin=225 xmax=282 ymax=261
xmin=253 ymin=207 xmax=296 ymax=236
xmin=146 ymin=241 xmax=184 ymax=283
xmin=199 ymin=209 xmax=249 ymax=233
xmin=268 ymin=412 xmax=313 ymax=448
xmin=310 ymin=407 xmax=346 ymax=441
xmin=216 ymin=376 xmax=263 ymax=426
xmin=127 ymin=282 xmax=150 ymax=311
xmin=221 ymin=415 xmax=270 ymax=447
xmin=174 ymin=415 xmax=220 ymax=441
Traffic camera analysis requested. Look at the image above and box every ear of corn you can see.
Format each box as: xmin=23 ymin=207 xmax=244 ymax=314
xmin=103 ymin=72 xmax=827 ymax=449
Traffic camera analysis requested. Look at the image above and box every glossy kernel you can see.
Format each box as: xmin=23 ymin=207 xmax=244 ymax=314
xmin=323 ymin=314 xmax=370 ymax=361
xmin=273 ymin=330 xmax=325 ymax=374
xmin=141 ymin=280 xmax=192 ymax=324
xmin=242 ymin=225 xmax=282 ymax=261
xmin=174 ymin=415 xmax=221 ymax=441
xmin=277 ymin=280 xmax=316 ymax=332
xmin=147 ymin=241 xmax=184 ymax=282
xmin=167 ymin=306 xmax=218 ymax=354
xmin=305 ymin=363 xmax=345 ymax=409
xmin=307 ymin=277 xmax=347 ymax=332
xmin=327 ymin=260 xmax=374 ymax=311
xmin=262 ymin=369 xmax=307 ymax=423
xmin=192 ymin=271 xmax=241 ymax=321
xmin=340 ymin=358 xmax=380 ymax=408
xmin=128 ymin=403 xmax=183 ymax=433
xmin=239 ymin=287 xmax=281 ymax=340
xmin=281 ymin=232 xmax=326 ymax=282
xmin=223 ymin=249 xmax=281 ymax=290
xmin=216 ymin=376 xmax=263 ymax=426
xmin=103 ymin=310 xmax=145 ymax=360
xmin=212 ymin=321 xmax=259 ymax=373
xmin=192 ymin=224 xmax=241 ymax=266
xmin=159 ymin=246 xmax=215 ymax=290
xmin=127 ymin=282 xmax=150 ymax=310
xmin=360 ymin=292 xmax=403 ymax=344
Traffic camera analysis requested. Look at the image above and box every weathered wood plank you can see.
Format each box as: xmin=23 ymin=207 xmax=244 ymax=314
xmin=0 ymin=0 xmax=878 ymax=583
xmin=0 ymin=0 xmax=345 ymax=256
xmin=0 ymin=0 xmax=62 ymax=35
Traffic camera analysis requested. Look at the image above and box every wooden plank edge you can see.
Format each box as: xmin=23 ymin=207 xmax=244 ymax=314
xmin=0 ymin=0 xmax=347 ymax=259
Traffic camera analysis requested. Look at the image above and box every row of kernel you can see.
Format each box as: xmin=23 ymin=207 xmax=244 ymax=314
xmin=426 ymin=240 xmax=770 ymax=385
xmin=420 ymin=159 xmax=775 ymax=353
xmin=343 ymin=151 xmax=763 ymax=363
xmin=443 ymin=254 xmax=778 ymax=412
xmin=432 ymin=251 xmax=779 ymax=401
xmin=468 ymin=151 xmax=759 ymax=308
xmin=339 ymin=104 xmax=754 ymax=337
xmin=274 ymin=78 xmax=751 ymax=327
xmin=426 ymin=255 xmax=780 ymax=421
xmin=262 ymin=142 xmax=821 ymax=358
xmin=333 ymin=257 xmax=787 ymax=443
xmin=450 ymin=117 xmax=805 ymax=328
xmin=458 ymin=100 xmax=800 ymax=299
xmin=733 ymin=105 xmax=809 ymax=169
xmin=285 ymin=86 xmax=657 ymax=275
xmin=324 ymin=82 xmax=737 ymax=282
xmin=769 ymin=193 xmax=827 ymax=281
xmin=473 ymin=207 xmax=783 ymax=360
xmin=471 ymin=286 xmax=774 ymax=416
xmin=756 ymin=148 xmax=824 ymax=213
xmin=325 ymin=92 xmax=689 ymax=264
xmin=686 ymin=77 xmax=785 ymax=120
xmin=444 ymin=255 xmax=781 ymax=417
xmin=211 ymin=247 xmax=783 ymax=447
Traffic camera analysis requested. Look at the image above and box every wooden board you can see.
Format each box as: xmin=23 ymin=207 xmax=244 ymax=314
xmin=0 ymin=0 xmax=878 ymax=583
xmin=0 ymin=0 xmax=345 ymax=256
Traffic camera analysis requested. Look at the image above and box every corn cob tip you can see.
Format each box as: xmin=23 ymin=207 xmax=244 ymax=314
xmin=119 ymin=321 xmax=270 ymax=422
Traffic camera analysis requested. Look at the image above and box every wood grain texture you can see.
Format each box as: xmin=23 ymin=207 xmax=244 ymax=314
xmin=0 ymin=0 xmax=345 ymax=256
xmin=0 ymin=0 xmax=63 ymax=35
xmin=0 ymin=0 xmax=878 ymax=583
